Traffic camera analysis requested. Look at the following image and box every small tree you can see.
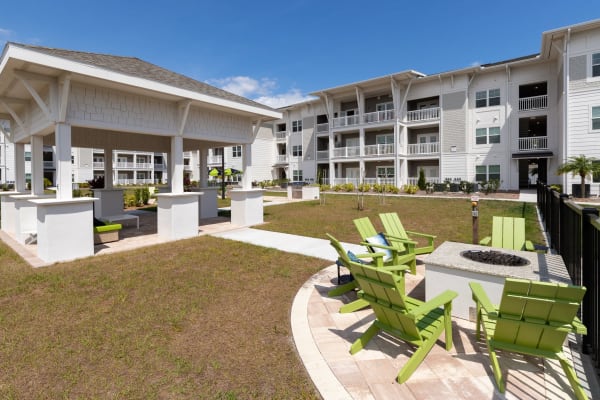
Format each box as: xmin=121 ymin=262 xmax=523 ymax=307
xmin=417 ymin=168 xmax=426 ymax=190
xmin=557 ymin=155 xmax=600 ymax=198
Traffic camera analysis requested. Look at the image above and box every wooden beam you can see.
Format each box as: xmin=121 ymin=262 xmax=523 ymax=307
xmin=13 ymin=69 xmax=57 ymax=83
xmin=0 ymin=96 xmax=29 ymax=105
xmin=0 ymin=100 xmax=25 ymax=130
xmin=252 ymin=118 xmax=264 ymax=138
xmin=58 ymin=74 xmax=71 ymax=122
xmin=177 ymin=100 xmax=192 ymax=136
xmin=13 ymin=72 xmax=53 ymax=122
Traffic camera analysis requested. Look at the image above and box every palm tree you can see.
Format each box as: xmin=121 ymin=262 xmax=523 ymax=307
xmin=557 ymin=155 xmax=600 ymax=198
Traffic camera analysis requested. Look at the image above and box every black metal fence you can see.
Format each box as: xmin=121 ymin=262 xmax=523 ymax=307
xmin=537 ymin=182 xmax=600 ymax=373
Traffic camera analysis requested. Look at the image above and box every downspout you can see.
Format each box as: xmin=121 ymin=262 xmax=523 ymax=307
xmin=562 ymin=29 xmax=571 ymax=189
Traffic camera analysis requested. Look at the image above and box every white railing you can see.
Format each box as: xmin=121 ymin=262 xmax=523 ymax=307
xmin=407 ymin=176 xmax=440 ymax=185
xmin=316 ymin=150 xmax=329 ymax=160
xmin=363 ymin=177 xmax=395 ymax=185
xmin=331 ymin=177 xmax=361 ymax=186
xmin=518 ymin=136 xmax=548 ymax=151
xmin=518 ymin=95 xmax=547 ymax=111
xmin=332 ymin=146 xmax=360 ymax=158
xmin=115 ymin=178 xmax=156 ymax=185
xmin=276 ymin=155 xmax=288 ymax=163
xmin=407 ymin=142 xmax=440 ymax=155
xmin=364 ymin=143 xmax=395 ymax=156
xmin=275 ymin=131 xmax=287 ymax=140
xmin=406 ymin=107 xmax=440 ymax=122
xmin=363 ymin=110 xmax=395 ymax=124
xmin=43 ymin=161 xmax=55 ymax=168
xmin=135 ymin=163 xmax=153 ymax=169
xmin=93 ymin=162 xmax=104 ymax=169
xmin=154 ymin=163 xmax=165 ymax=170
xmin=208 ymin=155 xmax=223 ymax=164
xmin=316 ymin=123 xmax=329 ymax=133
xmin=332 ymin=114 xmax=361 ymax=128
xmin=115 ymin=162 xmax=135 ymax=168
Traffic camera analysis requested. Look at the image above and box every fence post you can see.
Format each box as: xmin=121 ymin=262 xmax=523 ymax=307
xmin=582 ymin=208 xmax=599 ymax=357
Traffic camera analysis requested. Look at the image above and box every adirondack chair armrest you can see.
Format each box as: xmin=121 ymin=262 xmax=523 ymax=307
xmin=380 ymin=264 xmax=411 ymax=273
xmin=359 ymin=241 xmax=397 ymax=252
xmin=383 ymin=234 xmax=418 ymax=246
xmin=525 ymin=240 xmax=535 ymax=252
xmin=479 ymin=236 xmax=492 ymax=246
xmin=408 ymin=290 xmax=458 ymax=318
xmin=469 ymin=282 xmax=497 ymax=314
xmin=405 ymin=230 xmax=436 ymax=240
xmin=571 ymin=317 xmax=587 ymax=335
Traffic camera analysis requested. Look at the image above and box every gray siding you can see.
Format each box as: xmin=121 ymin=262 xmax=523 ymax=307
xmin=302 ymin=116 xmax=315 ymax=129
xmin=441 ymin=91 xmax=466 ymax=153
xmin=365 ymin=94 xmax=393 ymax=113
xmin=569 ymin=55 xmax=587 ymax=81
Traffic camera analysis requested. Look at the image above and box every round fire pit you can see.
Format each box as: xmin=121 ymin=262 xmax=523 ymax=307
xmin=460 ymin=250 xmax=529 ymax=266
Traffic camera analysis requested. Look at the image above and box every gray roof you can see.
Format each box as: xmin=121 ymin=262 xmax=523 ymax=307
xmin=9 ymin=42 xmax=276 ymax=112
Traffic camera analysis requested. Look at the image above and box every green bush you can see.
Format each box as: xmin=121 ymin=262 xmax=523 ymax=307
xmin=342 ymin=183 xmax=355 ymax=192
xmin=43 ymin=177 xmax=52 ymax=188
xmin=417 ymin=169 xmax=426 ymax=190
xmin=460 ymin=181 xmax=475 ymax=194
xmin=72 ymin=189 xmax=82 ymax=198
xmin=358 ymin=183 xmax=371 ymax=192
xmin=480 ymin=179 xmax=502 ymax=194
xmin=385 ymin=184 xmax=400 ymax=194
xmin=319 ymin=184 xmax=331 ymax=191
xmin=549 ymin=184 xmax=562 ymax=193
xmin=403 ymin=184 xmax=419 ymax=194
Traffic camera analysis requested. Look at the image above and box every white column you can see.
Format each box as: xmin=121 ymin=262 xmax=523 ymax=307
xmin=30 ymin=135 xmax=44 ymax=195
xmin=104 ymin=148 xmax=113 ymax=189
xmin=241 ymin=143 xmax=252 ymax=189
xmin=14 ymin=143 xmax=25 ymax=192
xmin=55 ymin=123 xmax=72 ymax=200
xmin=199 ymin=147 xmax=208 ymax=187
xmin=170 ymin=135 xmax=184 ymax=193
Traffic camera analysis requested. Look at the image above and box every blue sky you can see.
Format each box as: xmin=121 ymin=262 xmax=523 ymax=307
xmin=0 ymin=0 xmax=597 ymax=107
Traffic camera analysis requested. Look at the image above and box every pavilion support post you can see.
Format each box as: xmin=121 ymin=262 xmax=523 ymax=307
xmin=241 ymin=143 xmax=252 ymax=190
xmin=30 ymin=135 xmax=44 ymax=195
xmin=14 ymin=142 xmax=25 ymax=192
xmin=170 ymin=135 xmax=184 ymax=194
xmin=199 ymin=147 xmax=209 ymax=187
xmin=230 ymin=143 xmax=264 ymax=227
xmin=104 ymin=147 xmax=113 ymax=189
xmin=55 ymin=123 xmax=72 ymax=200
xmin=190 ymin=146 xmax=217 ymax=220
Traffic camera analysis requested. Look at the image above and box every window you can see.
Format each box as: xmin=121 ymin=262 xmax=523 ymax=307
xmin=376 ymin=133 xmax=394 ymax=144
xmin=292 ymin=145 xmax=302 ymax=157
xmin=475 ymin=127 xmax=501 ymax=144
xmin=475 ymin=89 xmax=500 ymax=108
xmin=232 ymin=145 xmax=242 ymax=158
xmin=293 ymin=170 xmax=303 ymax=181
xmin=593 ymin=161 xmax=600 ymax=183
xmin=376 ymin=167 xmax=395 ymax=178
xmin=292 ymin=120 xmax=302 ymax=132
xmin=25 ymin=151 xmax=31 ymax=161
xmin=476 ymin=165 xmax=500 ymax=182
xmin=593 ymin=53 xmax=600 ymax=77
xmin=592 ymin=106 xmax=600 ymax=130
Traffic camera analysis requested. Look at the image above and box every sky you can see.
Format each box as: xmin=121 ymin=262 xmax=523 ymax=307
xmin=0 ymin=0 xmax=597 ymax=108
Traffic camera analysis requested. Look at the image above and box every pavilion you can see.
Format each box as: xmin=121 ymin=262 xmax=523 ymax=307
xmin=0 ymin=43 xmax=280 ymax=263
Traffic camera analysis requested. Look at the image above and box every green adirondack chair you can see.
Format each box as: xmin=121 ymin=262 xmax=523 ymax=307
xmin=326 ymin=233 xmax=409 ymax=313
xmin=479 ymin=216 xmax=535 ymax=251
xmin=379 ymin=212 xmax=436 ymax=255
xmin=469 ymin=278 xmax=588 ymax=399
xmin=353 ymin=217 xmax=417 ymax=274
xmin=349 ymin=262 xmax=457 ymax=383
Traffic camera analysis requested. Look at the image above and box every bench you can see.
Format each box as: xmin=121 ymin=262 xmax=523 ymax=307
xmin=94 ymin=223 xmax=122 ymax=244
xmin=100 ymin=214 xmax=139 ymax=230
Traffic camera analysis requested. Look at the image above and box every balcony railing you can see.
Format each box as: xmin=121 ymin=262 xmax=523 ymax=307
xmin=332 ymin=146 xmax=360 ymax=158
xmin=407 ymin=142 xmax=440 ymax=155
xmin=43 ymin=161 xmax=55 ymax=168
xmin=154 ymin=163 xmax=165 ymax=170
xmin=115 ymin=178 xmax=156 ymax=185
xmin=519 ymin=95 xmax=547 ymax=111
xmin=407 ymin=176 xmax=440 ymax=186
xmin=316 ymin=150 xmax=329 ymax=160
xmin=406 ymin=107 xmax=440 ymax=123
xmin=363 ymin=177 xmax=395 ymax=185
xmin=93 ymin=162 xmax=104 ymax=169
xmin=275 ymin=131 xmax=287 ymax=141
xmin=332 ymin=115 xmax=360 ymax=128
xmin=363 ymin=110 xmax=395 ymax=124
xmin=115 ymin=162 xmax=135 ymax=168
xmin=518 ymin=136 xmax=548 ymax=151
xmin=207 ymin=155 xmax=223 ymax=164
xmin=364 ymin=143 xmax=395 ymax=156
xmin=135 ymin=163 xmax=153 ymax=169
xmin=316 ymin=123 xmax=329 ymax=133
xmin=275 ymin=155 xmax=288 ymax=163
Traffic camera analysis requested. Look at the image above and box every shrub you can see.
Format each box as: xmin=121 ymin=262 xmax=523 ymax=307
xmin=386 ymin=184 xmax=400 ymax=194
xmin=342 ymin=183 xmax=355 ymax=192
xmin=124 ymin=194 xmax=136 ymax=207
xmin=87 ymin=176 xmax=104 ymax=189
xmin=72 ymin=189 xmax=82 ymax=198
xmin=417 ymin=169 xmax=426 ymax=190
xmin=358 ymin=183 xmax=371 ymax=192
xmin=480 ymin=179 xmax=502 ymax=194
xmin=372 ymin=183 xmax=383 ymax=193
xmin=403 ymin=184 xmax=418 ymax=194
xmin=460 ymin=181 xmax=475 ymax=194
xmin=549 ymin=184 xmax=562 ymax=193
xmin=319 ymin=184 xmax=331 ymax=191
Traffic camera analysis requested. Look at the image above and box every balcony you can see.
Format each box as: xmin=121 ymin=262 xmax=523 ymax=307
xmin=332 ymin=115 xmax=360 ymax=128
xmin=135 ymin=163 xmax=153 ymax=169
xmin=275 ymin=155 xmax=288 ymax=164
xmin=208 ymin=155 xmax=223 ymax=164
xmin=518 ymin=136 xmax=548 ymax=151
xmin=363 ymin=110 xmax=395 ymax=124
xmin=115 ymin=162 xmax=135 ymax=169
xmin=407 ymin=176 xmax=440 ymax=185
xmin=93 ymin=162 xmax=104 ymax=169
xmin=153 ymin=163 xmax=165 ymax=170
xmin=364 ymin=143 xmax=394 ymax=156
xmin=332 ymin=146 xmax=360 ymax=158
xmin=275 ymin=131 xmax=287 ymax=141
xmin=519 ymin=95 xmax=548 ymax=111
xmin=316 ymin=150 xmax=329 ymax=161
xmin=406 ymin=107 xmax=440 ymax=123
xmin=316 ymin=123 xmax=329 ymax=133
xmin=43 ymin=160 xmax=55 ymax=169
xmin=407 ymin=142 xmax=440 ymax=155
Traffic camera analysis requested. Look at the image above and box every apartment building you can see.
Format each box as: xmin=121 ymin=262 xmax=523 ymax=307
xmin=260 ymin=19 xmax=600 ymax=195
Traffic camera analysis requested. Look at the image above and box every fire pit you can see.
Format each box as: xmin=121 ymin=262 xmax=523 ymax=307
xmin=461 ymin=250 xmax=529 ymax=266
xmin=425 ymin=242 xmax=570 ymax=320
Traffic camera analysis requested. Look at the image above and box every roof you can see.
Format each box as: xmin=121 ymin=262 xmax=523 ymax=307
xmin=5 ymin=42 xmax=277 ymax=114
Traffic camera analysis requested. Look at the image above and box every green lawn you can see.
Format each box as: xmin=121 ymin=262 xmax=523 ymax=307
xmin=0 ymin=194 xmax=544 ymax=398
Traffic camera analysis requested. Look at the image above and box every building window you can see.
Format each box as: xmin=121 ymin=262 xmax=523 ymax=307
xmin=293 ymin=170 xmax=303 ymax=181
xmin=476 ymin=165 xmax=500 ymax=182
xmin=25 ymin=151 xmax=31 ymax=161
xmin=232 ymin=145 xmax=242 ymax=158
xmin=292 ymin=120 xmax=302 ymax=132
xmin=593 ymin=53 xmax=600 ymax=77
xmin=593 ymin=161 xmax=600 ymax=183
xmin=475 ymin=88 xmax=500 ymax=108
xmin=292 ymin=145 xmax=302 ymax=157
xmin=592 ymin=106 xmax=600 ymax=130
xmin=475 ymin=127 xmax=501 ymax=144
xmin=376 ymin=133 xmax=394 ymax=144
xmin=376 ymin=166 xmax=395 ymax=178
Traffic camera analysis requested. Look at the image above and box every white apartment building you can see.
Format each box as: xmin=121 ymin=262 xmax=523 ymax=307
xmin=255 ymin=19 xmax=600 ymax=195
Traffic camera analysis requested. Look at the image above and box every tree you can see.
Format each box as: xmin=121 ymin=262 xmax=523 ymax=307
xmin=557 ymin=155 xmax=600 ymax=198
xmin=417 ymin=168 xmax=426 ymax=190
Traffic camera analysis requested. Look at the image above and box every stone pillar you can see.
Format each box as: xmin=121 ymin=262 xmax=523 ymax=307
xmin=30 ymin=135 xmax=44 ymax=195
xmin=55 ymin=123 xmax=72 ymax=199
xmin=170 ymin=136 xmax=184 ymax=193
xmin=14 ymin=143 xmax=25 ymax=192
xmin=241 ymin=143 xmax=252 ymax=189
xmin=104 ymin=147 xmax=113 ymax=189
xmin=199 ymin=147 xmax=209 ymax=187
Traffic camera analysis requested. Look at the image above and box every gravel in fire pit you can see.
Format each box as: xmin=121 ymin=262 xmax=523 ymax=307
xmin=460 ymin=250 xmax=529 ymax=266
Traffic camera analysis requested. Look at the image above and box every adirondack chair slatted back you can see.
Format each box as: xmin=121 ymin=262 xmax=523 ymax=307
xmin=496 ymin=279 xmax=586 ymax=353
xmin=351 ymin=263 xmax=421 ymax=342
xmin=378 ymin=213 xmax=408 ymax=253
xmin=492 ymin=216 xmax=528 ymax=250
xmin=353 ymin=217 xmax=378 ymax=241
xmin=326 ymin=233 xmax=352 ymax=266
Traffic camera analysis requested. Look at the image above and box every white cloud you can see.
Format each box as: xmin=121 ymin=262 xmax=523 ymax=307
xmin=209 ymin=75 xmax=315 ymax=108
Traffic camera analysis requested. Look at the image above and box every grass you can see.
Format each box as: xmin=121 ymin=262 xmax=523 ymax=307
xmin=0 ymin=194 xmax=544 ymax=398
